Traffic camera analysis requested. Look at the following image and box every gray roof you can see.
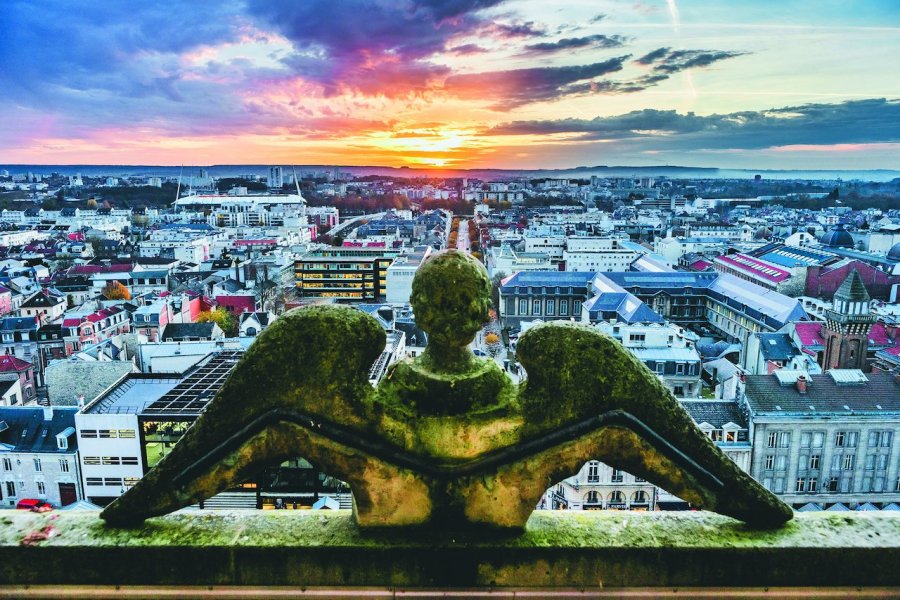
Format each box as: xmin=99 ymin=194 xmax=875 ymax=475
xmin=756 ymin=333 xmax=798 ymax=361
xmin=161 ymin=322 xmax=221 ymax=341
xmin=745 ymin=372 xmax=900 ymax=415
xmin=0 ymin=407 xmax=79 ymax=453
xmin=680 ymin=400 xmax=747 ymax=429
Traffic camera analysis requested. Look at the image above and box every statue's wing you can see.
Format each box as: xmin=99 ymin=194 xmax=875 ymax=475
xmin=101 ymin=305 xmax=386 ymax=525
xmin=511 ymin=322 xmax=791 ymax=527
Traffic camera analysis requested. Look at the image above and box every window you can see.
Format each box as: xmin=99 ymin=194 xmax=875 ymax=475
xmin=559 ymin=300 xmax=569 ymax=316
xmin=104 ymin=477 xmax=123 ymax=486
xmin=124 ymin=477 xmax=140 ymax=487
xmin=828 ymin=477 xmax=839 ymax=493
xmin=654 ymin=362 xmax=664 ymax=374
xmin=86 ymin=478 xmax=103 ymax=486
xmin=102 ymin=457 xmax=120 ymax=466
xmin=585 ymin=490 xmax=600 ymax=505
xmin=775 ymin=455 xmax=787 ymax=470
xmin=122 ymin=457 xmax=139 ymax=466
xmin=836 ymin=431 xmax=858 ymax=448
xmin=675 ymin=363 xmax=685 ymax=375
xmin=118 ymin=429 xmax=136 ymax=439
xmin=2 ymin=458 xmax=11 ymax=471
xmin=868 ymin=431 xmax=893 ymax=448
xmin=33 ymin=458 xmax=41 ymax=472
xmin=629 ymin=333 xmax=646 ymax=343
xmin=809 ymin=455 xmax=820 ymax=470
xmin=587 ymin=462 xmax=599 ymax=483
xmin=5 ymin=481 xmax=15 ymax=497
xmin=59 ymin=459 xmax=69 ymax=473
xmin=842 ymin=454 xmax=855 ymax=470
xmin=764 ymin=455 xmax=775 ymax=470
xmin=778 ymin=432 xmax=792 ymax=448
xmin=795 ymin=478 xmax=805 ymax=493
xmin=865 ymin=454 xmax=876 ymax=471
xmin=546 ymin=299 xmax=555 ymax=316
xmin=812 ymin=431 xmax=825 ymax=448
xmin=801 ymin=432 xmax=811 ymax=448
xmin=36 ymin=481 xmax=45 ymax=496
xmin=83 ymin=456 xmax=101 ymax=466
xmin=518 ymin=299 xmax=528 ymax=315
xmin=532 ymin=299 xmax=542 ymax=316
xmin=767 ymin=432 xmax=778 ymax=448
xmin=807 ymin=478 xmax=818 ymax=493
xmin=774 ymin=478 xmax=785 ymax=493
xmin=80 ymin=429 xmax=98 ymax=438
xmin=573 ymin=300 xmax=582 ymax=315
xmin=877 ymin=454 xmax=889 ymax=471
xmin=611 ymin=469 xmax=624 ymax=483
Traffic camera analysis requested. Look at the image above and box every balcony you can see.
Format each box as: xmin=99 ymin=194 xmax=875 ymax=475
xmin=2 ymin=510 xmax=899 ymax=594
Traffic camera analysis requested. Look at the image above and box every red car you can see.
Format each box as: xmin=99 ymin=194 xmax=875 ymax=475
xmin=16 ymin=499 xmax=53 ymax=512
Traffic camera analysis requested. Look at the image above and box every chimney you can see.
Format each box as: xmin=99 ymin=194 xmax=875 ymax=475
xmin=796 ymin=375 xmax=808 ymax=394
xmin=43 ymin=406 xmax=53 ymax=421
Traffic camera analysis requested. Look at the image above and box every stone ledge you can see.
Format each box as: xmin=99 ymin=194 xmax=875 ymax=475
xmin=1 ymin=511 xmax=899 ymax=589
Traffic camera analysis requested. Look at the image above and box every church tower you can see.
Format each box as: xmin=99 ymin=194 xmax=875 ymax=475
xmin=822 ymin=270 xmax=875 ymax=371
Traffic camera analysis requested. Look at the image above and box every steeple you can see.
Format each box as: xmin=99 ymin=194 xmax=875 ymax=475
xmin=822 ymin=269 xmax=875 ymax=371
xmin=833 ymin=268 xmax=870 ymax=306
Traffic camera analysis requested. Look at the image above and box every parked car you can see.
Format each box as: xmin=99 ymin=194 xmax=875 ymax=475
xmin=16 ymin=499 xmax=52 ymax=512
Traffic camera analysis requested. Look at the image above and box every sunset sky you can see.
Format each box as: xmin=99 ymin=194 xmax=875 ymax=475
xmin=1 ymin=0 xmax=898 ymax=169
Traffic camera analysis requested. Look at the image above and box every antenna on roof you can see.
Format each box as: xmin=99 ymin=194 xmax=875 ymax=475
xmin=174 ymin=165 xmax=184 ymax=207
xmin=291 ymin=165 xmax=303 ymax=201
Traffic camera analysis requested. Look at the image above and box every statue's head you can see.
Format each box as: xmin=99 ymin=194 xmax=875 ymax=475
xmin=411 ymin=250 xmax=491 ymax=350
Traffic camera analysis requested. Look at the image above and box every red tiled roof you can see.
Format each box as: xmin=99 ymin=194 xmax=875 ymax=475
xmin=716 ymin=254 xmax=791 ymax=283
xmin=233 ymin=239 xmax=276 ymax=246
xmin=0 ymin=355 xmax=33 ymax=371
xmin=794 ymin=322 xmax=825 ymax=347
xmin=794 ymin=321 xmax=897 ymax=349
xmin=689 ymin=259 xmax=712 ymax=271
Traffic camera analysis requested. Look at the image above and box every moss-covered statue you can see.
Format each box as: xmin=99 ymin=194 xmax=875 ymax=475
xmin=102 ymin=250 xmax=792 ymax=529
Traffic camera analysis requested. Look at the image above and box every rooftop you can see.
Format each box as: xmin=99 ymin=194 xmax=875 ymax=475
xmin=141 ymin=351 xmax=243 ymax=417
xmin=744 ymin=371 xmax=900 ymax=415
xmin=715 ymin=253 xmax=791 ymax=283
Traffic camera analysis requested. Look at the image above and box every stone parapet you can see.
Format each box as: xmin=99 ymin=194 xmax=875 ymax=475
xmin=1 ymin=510 xmax=899 ymax=591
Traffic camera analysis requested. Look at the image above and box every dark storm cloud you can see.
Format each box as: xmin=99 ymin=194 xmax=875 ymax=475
xmin=635 ymin=47 xmax=746 ymax=73
xmin=636 ymin=47 xmax=672 ymax=65
xmin=484 ymin=20 xmax=547 ymax=38
xmin=246 ymin=0 xmax=517 ymax=96
xmin=413 ymin=0 xmax=507 ymax=22
xmin=487 ymin=99 xmax=900 ymax=151
xmin=443 ymin=57 xmax=630 ymax=108
xmin=0 ymin=0 xmax=245 ymax=101
xmin=522 ymin=34 xmax=628 ymax=55
xmin=448 ymin=44 xmax=491 ymax=55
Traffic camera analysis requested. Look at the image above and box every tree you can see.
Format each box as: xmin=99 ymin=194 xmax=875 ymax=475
xmin=102 ymin=281 xmax=131 ymax=300
xmin=253 ymin=265 xmax=278 ymax=311
xmin=490 ymin=271 xmax=507 ymax=313
xmin=197 ymin=308 xmax=238 ymax=337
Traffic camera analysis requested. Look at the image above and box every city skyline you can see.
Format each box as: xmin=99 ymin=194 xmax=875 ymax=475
xmin=1 ymin=0 xmax=899 ymax=170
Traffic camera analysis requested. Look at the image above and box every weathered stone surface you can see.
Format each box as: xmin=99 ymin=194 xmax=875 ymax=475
xmin=102 ymin=249 xmax=791 ymax=530
xmin=3 ymin=511 xmax=900 ymax=588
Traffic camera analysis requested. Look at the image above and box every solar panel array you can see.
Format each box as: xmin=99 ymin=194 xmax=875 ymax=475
xmin=141 ymin=351 xmax=243 ymax=416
